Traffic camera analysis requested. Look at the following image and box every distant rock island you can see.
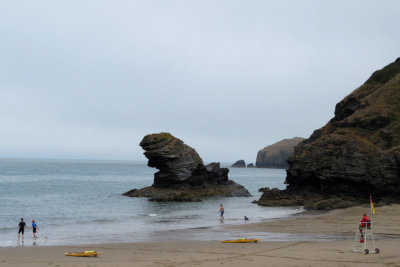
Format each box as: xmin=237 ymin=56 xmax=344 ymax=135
xmin=258 ymin=58 xmax=400 ymax=210
xmin=231 ymin=160 xmax=246 ymax=168
xmin=123 ymin=132 xmax=251 ymax=201
xmin=247 ymin=163 xmax=255 ymax=168
xmin=256 ymin=137 xmax=305 ymax=168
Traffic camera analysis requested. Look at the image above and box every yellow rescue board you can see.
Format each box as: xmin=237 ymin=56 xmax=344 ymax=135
xmin=221 ymin=238 xmax=261 ymax=243
xmin=64 ymin=251 xmax=101 ymax=257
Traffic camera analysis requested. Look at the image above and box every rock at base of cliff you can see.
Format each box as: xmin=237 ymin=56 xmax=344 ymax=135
xmin=257 ymin=188 xmax=370 ymax=210
xmin=231 ymin=160 xmax=246 ymax=168
xmin=247 ymin=163 xmax=255 ymax=168
xmin=123 ymin=181 xmax=250 ymax=202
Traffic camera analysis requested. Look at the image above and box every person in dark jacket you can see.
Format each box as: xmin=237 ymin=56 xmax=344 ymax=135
xmin=18 ymin=218 xmax=26 ymax=241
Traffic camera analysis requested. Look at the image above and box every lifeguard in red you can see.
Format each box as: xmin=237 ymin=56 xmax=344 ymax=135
xmin=359 ymin=213 xmax=371 ymax=243
xmin=360 ymin=214 xmax=370 ymax=228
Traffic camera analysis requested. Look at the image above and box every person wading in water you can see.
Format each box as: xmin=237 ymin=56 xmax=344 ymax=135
xmin=31 ymin=220 xmax=40 ymax=238
xmin=18 ymin=218 xmax=26 ymax=242
xmin=219 ymin=204 xmax=224 ymax=220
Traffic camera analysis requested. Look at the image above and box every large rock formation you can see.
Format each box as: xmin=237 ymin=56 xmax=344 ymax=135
xmin=258 ymin=58 xmax=400 ymax=210
xmin=256 ymin=137 xmax=305 ymax=168
xmin=231 ymin=160 xmax=246 ymax=168
xmin=123 ymin=133 xmax=251 ymax=201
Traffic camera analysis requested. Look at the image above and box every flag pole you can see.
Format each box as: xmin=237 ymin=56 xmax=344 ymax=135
xmin=370 ymin=195 xmax=372 ymax=217
xmin=370 ymin=195 xmax=375 ymax=218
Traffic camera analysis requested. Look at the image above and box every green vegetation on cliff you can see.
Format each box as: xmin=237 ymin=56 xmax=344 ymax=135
xmin=258 ymin=58 xmax=400 ymax=210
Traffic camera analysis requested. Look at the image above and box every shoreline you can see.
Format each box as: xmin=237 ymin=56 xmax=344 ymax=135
xmin=1 ymin=206 xmax=305 ymax=248
xmin=1 ymin=204 xmax=400 ymax=266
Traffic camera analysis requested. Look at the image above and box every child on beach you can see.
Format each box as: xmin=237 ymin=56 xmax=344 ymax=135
xmin=219 ymin=204 xmax=224 ymax=220
xmin=18 ymin=218 xmax=26 ymax=241
xmin=31 ymin=220 xmax=40 ymax=238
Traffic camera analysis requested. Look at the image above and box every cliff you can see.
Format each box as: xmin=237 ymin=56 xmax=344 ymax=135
xmin=231 ymin=160 xmax=246 ymax=168
xmin=256 ymin=137 xmax=305 ymax=168
xmin=258 ymin=58 xmax=400 ymax=210
xmin=123 ymin=133 xmax=251 ymax=201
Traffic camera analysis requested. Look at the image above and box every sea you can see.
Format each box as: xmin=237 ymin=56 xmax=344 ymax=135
xmin=0 ymin=158 xmax=305 ymax=247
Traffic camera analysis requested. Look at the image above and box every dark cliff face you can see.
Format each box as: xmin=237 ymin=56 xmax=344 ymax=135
xmin=124 ymin=132 xmax=251 ymax=201
xmin=139 ymin=133 xmax=204 ymax=187
xmin=259 ymin=58 xmax=400 ymax=209
xmin=256 ymin=137 xmax=305 ymax=169
xmin=286 ymin=58 xmax=400 ymax=198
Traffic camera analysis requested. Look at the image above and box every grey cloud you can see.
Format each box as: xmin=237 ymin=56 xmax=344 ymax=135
xmin=1 ymin=0 xmax=399 ymax=162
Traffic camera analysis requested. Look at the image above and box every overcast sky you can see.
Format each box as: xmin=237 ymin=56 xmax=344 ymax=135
xmin=0 ymin=0 xmax=399 ymax=163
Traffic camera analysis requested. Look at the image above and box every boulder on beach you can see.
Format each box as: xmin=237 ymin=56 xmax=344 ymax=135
xmin=256 ymin=137 xmax=305 ymax=169
xmin=258 ymin=58 xmax=400 ymax=210
xmin=231 ymin=160 xmax=246 ymax=168
xmin=123 ymin=132 xmax=251 ymax=201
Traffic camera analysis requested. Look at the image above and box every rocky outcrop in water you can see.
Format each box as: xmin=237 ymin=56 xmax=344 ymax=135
xmin=256 ymin=137 xmax=305 ymax=168
xmin=231 ymin=160 xmax=246 ymax=168
xmin=258 ymin=58 xmax=400 ymax=210
xmin=247 ymin=163 xmax=255 ymax=168
xmin=123 ymin=133 xmax=251 ymax=201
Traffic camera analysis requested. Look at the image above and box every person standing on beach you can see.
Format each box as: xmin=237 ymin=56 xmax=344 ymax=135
xmin=18 ymin=218 xmax=26 ymax=241
xmin=219 ymin=204 xmax=224 ymax=220
xmin=31 ymin=220 xmax=40 ymax=238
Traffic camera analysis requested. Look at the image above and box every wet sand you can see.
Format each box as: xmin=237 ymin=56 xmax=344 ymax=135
xmin=1 ymin=204 xmax=400 ymax=266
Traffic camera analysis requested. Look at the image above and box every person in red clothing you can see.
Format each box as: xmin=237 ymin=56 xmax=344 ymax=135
xmin=358 ymin=213 xmax=371 ymax=243
xmin=358 ymin=213 xmax=371 ymax=233
xmin=360 ymin=213 xmax=370 ymax=228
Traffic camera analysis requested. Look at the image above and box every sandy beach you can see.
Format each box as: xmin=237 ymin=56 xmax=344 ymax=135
xmin=1 ymin=204 xmax=400 ymax=267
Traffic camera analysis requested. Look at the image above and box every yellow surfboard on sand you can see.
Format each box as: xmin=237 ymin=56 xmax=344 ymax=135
xmin=221 ymin=238 xmax=261 ymax=243
xmin=64 ymin=251 xmax=101 ymax=257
